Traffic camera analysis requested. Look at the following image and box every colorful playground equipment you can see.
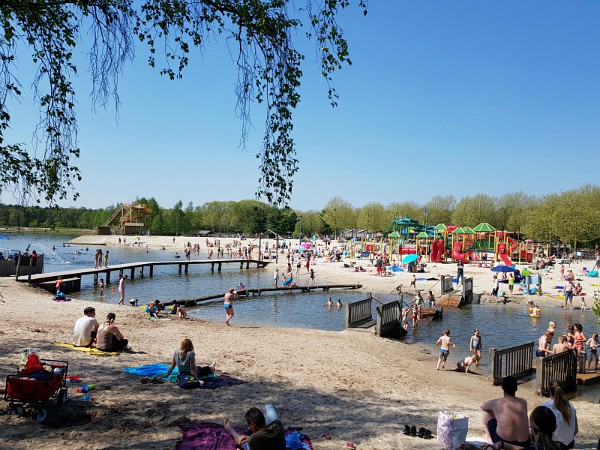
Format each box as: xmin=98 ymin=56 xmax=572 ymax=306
xmin=430 ymin=238 xmax=445 ymax=263
xmin=451 ymin=241 xmax=471 ymax=263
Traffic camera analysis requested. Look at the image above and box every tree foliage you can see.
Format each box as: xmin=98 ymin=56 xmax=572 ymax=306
xmin=1 ymin=0 xmax=367 ymax=205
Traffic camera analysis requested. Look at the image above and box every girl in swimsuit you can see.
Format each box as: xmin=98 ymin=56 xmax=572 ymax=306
xmin=573 ymin=323 xmax=586 ymax=355
xmin=224 ymin=288 xmax=236 ymax=326
xmin=470 ymin=329 xmax=482 ymax=367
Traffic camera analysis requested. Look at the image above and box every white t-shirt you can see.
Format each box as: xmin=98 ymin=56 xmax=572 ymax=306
xmin=542 ymin=400 xmax=576 ymax=445
xmin=73 ymin=316 xmax=99 ymax=346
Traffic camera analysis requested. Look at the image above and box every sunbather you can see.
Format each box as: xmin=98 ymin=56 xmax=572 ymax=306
xmin=164 ymin=338 xmax=215 ymax=387
xmin=224 ymin=404 xmax=285 ymax=450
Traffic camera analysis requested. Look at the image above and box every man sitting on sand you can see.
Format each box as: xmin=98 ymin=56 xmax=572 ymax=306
xmin=224 ymin=404 xmax=286 ymax=450
xmin=73 ymin=307 xmax=99 ymax=347
xmin=479 ymin=376 xmax=530 ymax=449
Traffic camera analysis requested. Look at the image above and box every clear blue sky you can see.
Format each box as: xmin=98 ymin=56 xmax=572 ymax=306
xmin=4 ymin=1 xmax=600 ymax=211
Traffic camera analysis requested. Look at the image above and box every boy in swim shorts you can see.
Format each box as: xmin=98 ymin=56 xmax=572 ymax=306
xmin=436 ymin=328 xmax=456 ymax=370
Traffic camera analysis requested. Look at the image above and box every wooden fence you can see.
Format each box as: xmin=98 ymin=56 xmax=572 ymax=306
xmin=0 ymin=254 xmax=45 ymax=278
xmin=462 ymin=277 xmax=473 ymax=304
xmin=535 ymin=351 xmax=578 ymax=396
xmin=345 ymin=294 xmax=376 ymax=329
xmin=440 ymin=275 xmax=454 ymax=295
xmin=488 ymin=342 xmax=535 ymax=385
xmin=376 ymin=300 xmax=406 ymax=339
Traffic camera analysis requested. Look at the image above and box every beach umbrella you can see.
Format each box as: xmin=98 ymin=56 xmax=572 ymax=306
xmin=492 ymin=265 xmax=515 ymax=273
xmin=401 ymin=254 xmax=419 ymax=264
xmin=301 ymin=243 xmax=311 ymax=249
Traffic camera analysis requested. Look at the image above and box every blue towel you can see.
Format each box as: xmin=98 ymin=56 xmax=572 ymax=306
xmin=123 ymin=363 xmax=178 ymax=379
xmin=284 ymin=430 xmax=310 ymax=450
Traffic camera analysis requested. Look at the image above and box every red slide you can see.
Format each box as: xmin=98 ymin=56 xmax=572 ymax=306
xmin=452 ymin=242 xmax=469 ymax=263
xmin=497 ymin=243 xmax=513 ymax=266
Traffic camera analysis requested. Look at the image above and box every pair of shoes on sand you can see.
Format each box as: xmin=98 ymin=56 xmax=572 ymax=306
xmin=403 ymin=425 xmax=432 ymax=439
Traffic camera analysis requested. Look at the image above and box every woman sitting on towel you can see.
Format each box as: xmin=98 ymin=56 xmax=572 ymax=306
xmin=96 ymin=313 xmax=128 ymax=351
xmin=165 ymin=338 xmax=215 ymax=386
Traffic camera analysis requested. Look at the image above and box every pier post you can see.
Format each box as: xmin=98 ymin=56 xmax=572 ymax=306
xmin=106 ymin=271 xmax=111 ymax=284
xmin=240 ymin=262 xmax=243 ymax=269
xmin=246 ymin=261 xmax=249 ymax=269
xmin=94 ymin=273 xmax=98 ymax=286
xmin=178 ymin=264 xmax=182 ymax=274
xmin=130 ymin=268 xmax=134 ymax=280
xmin=119 ymin=269 xmax=123 ymax=278
xmin=211 ymin=263 xmax=214 ymax=273
xmin=185 ymin=263 xmax=189 ymax=274
xmin=150 ymin=265 xmax=154 ymax=277
xmin=140 ymin=266 xmax=144 ymax=277
xmin=218 ymin=263 xmax=222 ymax=272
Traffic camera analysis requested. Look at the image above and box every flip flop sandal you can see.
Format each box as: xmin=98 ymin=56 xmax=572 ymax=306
xmin=424 ymin=429 xmax=432 ymax=439
xmin=322 ymin=433 xmax=331 ymax=440
xmin=347 ymin=442 xmax=356 ymax=450
xmin=403 ymin=425 xmax=411 ymax=435
xmin=417 ymin=427 xmax=425 ymax=438
xmin=410 ymin=426 xmax=417 ymax=436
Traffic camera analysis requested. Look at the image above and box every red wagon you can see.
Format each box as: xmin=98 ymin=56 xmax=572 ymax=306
xmin=4 ymin=359 xmax=69 ymax=422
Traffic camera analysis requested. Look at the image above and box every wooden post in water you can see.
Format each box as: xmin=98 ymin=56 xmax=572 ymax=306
xmin=140 ymin=266 xmax=144 ymax=277
xmin=130 ymin=268 xmax=134 ymax=280
xmin=178 ymin=264 xmax=182 ymax=274
xmin=15 ymin=254 xmax=21 ymax=281
xmin=27 ymin=256 xmax=32 ymax=282
xmin=94 ymin=273 xmax=98 ymax=285
xmin=246 ymin=261 xmax=249 ymax=269
xmin=106 ymin=271 xmax=111 ymax=284
xmin=211 ymin=263 xmax=214 ymax=273
xmin=218 ymin=262 xmax=222 ymax=272
xmin=185 ymin=263 xmax=189 ymax=274
xmin=488 ymin=348 xmax=497 ymax=383
xmin=149 ymin=265 xmax=154 ymax=277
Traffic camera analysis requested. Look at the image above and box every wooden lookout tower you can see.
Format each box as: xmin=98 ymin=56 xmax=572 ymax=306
xmin=97 ymin=203 xmax=152 ymax=235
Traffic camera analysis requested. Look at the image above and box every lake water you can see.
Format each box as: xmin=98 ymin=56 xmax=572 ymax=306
xmin=3 ymin=232 xmax=600 ymax=399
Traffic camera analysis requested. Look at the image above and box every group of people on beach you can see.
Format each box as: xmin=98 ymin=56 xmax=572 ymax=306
xmin=73 ymin=307 xmax=128 ymax=352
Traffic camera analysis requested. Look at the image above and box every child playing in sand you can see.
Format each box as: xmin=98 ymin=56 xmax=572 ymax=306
xmin=436 ymin=329 xmax=456 ymax=370
xmin=177 ymin=305 xmax=187 ymax=319
xmin=457 ymin=355 xmax=477 ymax=374
xmin=587 ymin=333 xmax=599 ymax=370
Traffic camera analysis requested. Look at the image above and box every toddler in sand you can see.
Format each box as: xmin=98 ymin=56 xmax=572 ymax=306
xmin=436 ymin=329 xmax=456 ymax=370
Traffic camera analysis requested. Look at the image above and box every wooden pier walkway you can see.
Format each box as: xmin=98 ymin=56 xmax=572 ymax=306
xmin=163 ymin=283 xmax=364 ymax=308
xmin=19 ymin=259 xmax=270 ymax=292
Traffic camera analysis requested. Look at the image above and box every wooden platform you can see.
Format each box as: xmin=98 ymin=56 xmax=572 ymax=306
xmin=576 ymin=370 xmax=600 ymax=385
xmin=420 ymin=307 xmax=443 ymax=320
xmin=437 ymin=294 xmax=463 ymax=307
xmin=20 ymin=258 xmax=270 ymax=290
xmin=162 ymin=283 xmax=363 ymax=307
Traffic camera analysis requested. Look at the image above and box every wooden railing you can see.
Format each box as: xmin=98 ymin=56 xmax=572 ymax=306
xmin=376 ymin=300 xmax=405 ymax=339
xmin=440 ymin=275 xmax=454 ymax=295
xmin=535 ymin=351 xmax=578 ymax=396
xmin=488 ymin=342 xmax=535 ymax=385
xmin=462 ymin=277 xmax=473 ymax=304
xmin=0 ymin=254 xmax=45 ymax=278
xmin=345 ymin=294 xmax=376 ymax=329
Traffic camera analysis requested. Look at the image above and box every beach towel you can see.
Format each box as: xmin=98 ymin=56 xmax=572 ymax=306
xmin=54 ymin=341 xmax=121 ymax=356
xmin=123 ymin=364 xmax=242 ymax=389
xmin=175 ymin=422 xmax=313 ymax=450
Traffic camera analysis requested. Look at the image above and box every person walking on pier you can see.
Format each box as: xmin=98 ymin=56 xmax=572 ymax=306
xmin=104 ymin=250 xmax=109 ymax=268
xmin=224 ymin=288 xmax=237 ymax=326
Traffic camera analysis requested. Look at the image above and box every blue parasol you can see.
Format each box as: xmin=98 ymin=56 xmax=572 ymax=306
xmin=492 ymin=265 xmax=515 ymax=273
xmin=401 ymin=254 xmax=419 ymax=264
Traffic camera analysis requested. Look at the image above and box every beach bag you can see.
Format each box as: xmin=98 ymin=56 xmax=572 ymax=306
xmin=437 ymin=410 xmax=469 ymax=450
xmin=177 ymin=373 xmax=200 ymax=389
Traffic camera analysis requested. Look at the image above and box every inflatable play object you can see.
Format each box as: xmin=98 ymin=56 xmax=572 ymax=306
xmin=452 ymin=241 xmax=469 ymax=263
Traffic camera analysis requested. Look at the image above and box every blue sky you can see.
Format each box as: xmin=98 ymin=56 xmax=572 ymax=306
xmin=4 ymin=1 xmax=600 ymax=211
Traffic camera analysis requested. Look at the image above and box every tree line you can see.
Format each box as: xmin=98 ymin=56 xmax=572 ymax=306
xmin=1 ymin=184 xmax=599 ymax=247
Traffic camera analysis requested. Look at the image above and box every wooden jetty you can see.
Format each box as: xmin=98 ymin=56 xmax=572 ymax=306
xmin=437 ymin=294 xmax=463 ymax=307
xmin=20 ymin=259 xmax=270 ymax=293
xmin=419 ymin=307 xmax=443 ymax=320
xmin=576 ymin=371 xmax=600 ymax=385
xmin=161 ymin=284 xmax=363 ymax=308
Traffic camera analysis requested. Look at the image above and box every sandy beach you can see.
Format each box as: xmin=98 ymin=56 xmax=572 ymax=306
xmin=0 ymin=234 xmax=598 ymax=450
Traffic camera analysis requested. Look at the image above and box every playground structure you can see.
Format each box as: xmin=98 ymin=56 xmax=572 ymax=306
xmin=97 ymin=203 xmax=152 ymax=235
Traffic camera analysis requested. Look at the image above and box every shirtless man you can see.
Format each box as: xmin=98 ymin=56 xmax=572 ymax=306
xmin=479 ymin=376 xmax=530 ymax=449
